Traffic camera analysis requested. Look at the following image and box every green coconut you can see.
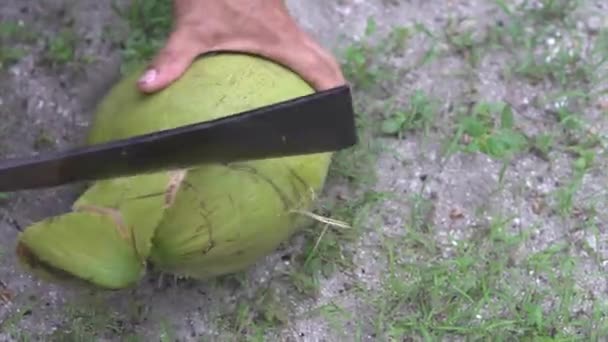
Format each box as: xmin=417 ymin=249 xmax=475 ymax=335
xmin=16 ymin=53 xmax=333 ymax=289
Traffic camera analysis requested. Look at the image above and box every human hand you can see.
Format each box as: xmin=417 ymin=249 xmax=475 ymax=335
xmin=136 ymin=0 xmax=346 ymax=93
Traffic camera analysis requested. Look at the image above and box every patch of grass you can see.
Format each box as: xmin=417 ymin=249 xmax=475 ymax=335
xmin=0 ymin=21 xmax=36 ymax=69
xmin=446 ymin=101 xmax=529 ymax=162
xmin=443 ymin=17 xmax=488 ymax=68
xmin=339 ymin=17 xmax=410 ymax=90
xmin=42 ymin=28 xmax=78 ymax=66
xmin=0 ymin=21 xmax=36 ymax=42
xmin=158 ymin=319 xmax=177 ymax=342
xmin=111 ymin=0 xmax=173 ymax=73
xmin=1 ymin=297 xmax=134 ymax=341
xmin=493 ymin=0 xmax=605 ymax=106
xmin=0 ymin=304 xmax=34 ymax=339
xmin=32 ymin=129 xmax=56 ymax=151
xmin=47 ymin=302 xmax=132 ymax=340
xmin=0 ymin=47 xmax=26 ymax=70
xmin=446 ymin=102 xmax=528 ymax=180
xmin=218 ymin=288 xmax=290 ymax=340
xmin=380 ymin=89 xmax=437 ymax=138
xmin=492 ymin=0 xmax=590 ymax=84
xmin=335 ymin=204 xmax=608 ymax=340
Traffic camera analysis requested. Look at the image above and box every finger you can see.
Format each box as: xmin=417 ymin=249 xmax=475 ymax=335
xmin=288 ymin=37 xmax=347 ymax=91
xmin=261 ymin=28 xmax=347 ymax=90
xmin=137 ymin=29 xmax=204 ymax=93
xmin=299 ymin=51 xmax=347 ymax=91
xmin=269 ymin=47 xmax=346 ymax=91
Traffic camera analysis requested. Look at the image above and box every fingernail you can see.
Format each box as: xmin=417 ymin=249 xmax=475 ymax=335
xmin=138 ymin=69 xmax=157 ymax=85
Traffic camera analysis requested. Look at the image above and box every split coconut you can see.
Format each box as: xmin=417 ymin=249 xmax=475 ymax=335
xmin=16 ymin=53 xmax=333 ymax=289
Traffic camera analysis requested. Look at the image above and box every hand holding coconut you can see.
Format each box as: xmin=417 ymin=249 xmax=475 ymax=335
xmin=137 ymin=0 xmax=346 ymax=93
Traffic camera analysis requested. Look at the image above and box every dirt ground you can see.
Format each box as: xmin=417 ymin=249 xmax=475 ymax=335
xmin=1 ymin=0 xmax=608 ymax=341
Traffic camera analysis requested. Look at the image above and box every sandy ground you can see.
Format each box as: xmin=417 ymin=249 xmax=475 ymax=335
xmin=1 ymin=0 xmax=608 ymax=341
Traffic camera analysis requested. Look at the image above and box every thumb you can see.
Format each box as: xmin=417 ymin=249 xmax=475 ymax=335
xmin=137 ymin=29 xmax=203 ymax=93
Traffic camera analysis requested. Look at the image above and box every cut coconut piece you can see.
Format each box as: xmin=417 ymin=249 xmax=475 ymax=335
xmin=72 ymin=171 xmax=175 ymax=261
xmin=17 ymin=211 xmax=144 ymax=289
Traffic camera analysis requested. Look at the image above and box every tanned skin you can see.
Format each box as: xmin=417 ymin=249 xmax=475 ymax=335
xmin=137 ymin=0 xmax=346 ymax=93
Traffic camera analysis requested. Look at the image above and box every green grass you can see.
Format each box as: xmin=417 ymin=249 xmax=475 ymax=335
xmin=358 ymin=213 xmax=608 ymax=340
xmin=0 ymin=15 xmax=90 ymax=69
xmin=110 ymin=0 xmax=173 ymax=73
xmin=43 ymin=29 xmax=78 ymax=65
xmin=0 ymin=21 xmax=35 ymax=69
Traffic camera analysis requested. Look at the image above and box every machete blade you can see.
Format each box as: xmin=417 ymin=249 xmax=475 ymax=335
xmin=0 ymin=85 xmax=357 ymax=192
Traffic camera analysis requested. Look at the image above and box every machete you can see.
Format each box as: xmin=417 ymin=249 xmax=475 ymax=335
xmin=0 ymin=85 xmax=357 ymax=192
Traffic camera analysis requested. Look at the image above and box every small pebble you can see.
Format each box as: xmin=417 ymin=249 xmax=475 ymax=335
xmin=586 ymin=235 xmax=598 ymax=252
xmin=587 ymin=16 xmax=603 ymax=34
